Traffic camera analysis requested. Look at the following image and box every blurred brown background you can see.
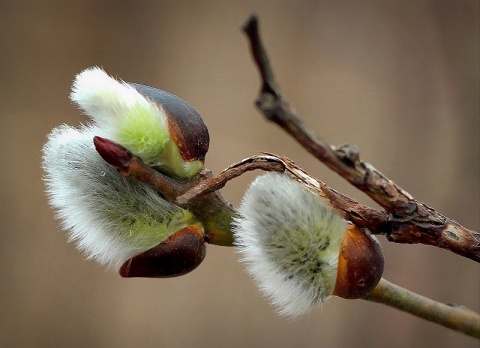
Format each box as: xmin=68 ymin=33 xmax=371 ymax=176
xmin=1 ymin=1 xmax=478 ymax=347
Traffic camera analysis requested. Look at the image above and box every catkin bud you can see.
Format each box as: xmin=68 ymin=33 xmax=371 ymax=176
xmin=233 ymin=172 xmax=384 ymax=316
xmin=42 ymin=125 xmax=205 ymax=272
xmin=70 ymin=67 xmax=209 ymax=179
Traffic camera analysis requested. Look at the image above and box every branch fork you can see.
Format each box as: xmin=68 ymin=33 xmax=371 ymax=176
xmin=242 ymin=14 xmax=479 ymax=262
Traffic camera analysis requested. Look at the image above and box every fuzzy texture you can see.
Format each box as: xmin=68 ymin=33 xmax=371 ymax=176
xmin=233 ymin=172 xmax=348 ymax=317
xmin=42 ymin=124 xmax=198 ymax=269
xmin=70 ymin=67 xmax=170 ymax=167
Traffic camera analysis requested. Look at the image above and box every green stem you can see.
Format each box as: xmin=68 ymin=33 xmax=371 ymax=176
xmin=363 ymin=278 xmax=480 ymax=338
xmin=187 ymin=191 xmax=236 ymax=247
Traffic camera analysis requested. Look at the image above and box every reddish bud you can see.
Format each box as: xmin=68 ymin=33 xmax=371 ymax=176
xmin=93 ymin=136 xmax=133 ymax=171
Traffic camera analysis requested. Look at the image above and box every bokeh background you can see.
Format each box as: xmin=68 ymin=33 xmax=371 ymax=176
xmin=1 ymin=1 xmax=478 ymax=347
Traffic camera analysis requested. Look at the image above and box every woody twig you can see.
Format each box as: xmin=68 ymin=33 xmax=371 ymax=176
xmin=242 ymin=14 xmax=479 ymax=262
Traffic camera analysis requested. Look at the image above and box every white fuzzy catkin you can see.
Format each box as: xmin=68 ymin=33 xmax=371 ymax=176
xmin=233 ymin=172 xmax=348 ymax=317
xmin=69 ymin=67 xmax=169 ymax=167
xmin=42 ymin=125 xmax=194 ymax=269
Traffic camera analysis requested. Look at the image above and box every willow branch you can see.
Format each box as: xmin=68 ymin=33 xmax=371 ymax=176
xmin=242 ymin=14 xmax=480 ymax=262
xmin=177 ymin=153 xmax=387 ymax=232
xmin=364 ymin=278 xmax=480 ymax=338
xmin=95 ymin=138 xmax=480 ymax=337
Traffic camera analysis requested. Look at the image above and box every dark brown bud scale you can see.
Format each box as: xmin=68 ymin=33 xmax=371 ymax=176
xmin=129 ymin=83 xmax=209 ymax=162
xmin=119 ymin=224 xmax=206 ymax=278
